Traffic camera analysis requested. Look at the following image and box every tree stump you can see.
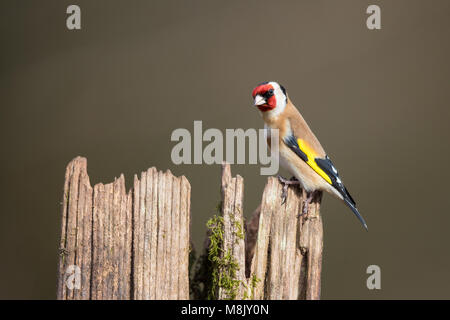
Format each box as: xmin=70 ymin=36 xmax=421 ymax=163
xmin=56 ymin=157 xmax=191 ymax=300
xmin=57 ymin=158 xmax=323 ymax=300
xmin=194 ymin=164 xmax=323 ymax=300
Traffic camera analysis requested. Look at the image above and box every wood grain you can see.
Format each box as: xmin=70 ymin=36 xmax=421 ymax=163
xmin=206 ymin=164 xmax=323 ymax=300
xmin=57 ymin=157 xmax=190 ymax=300
xmin=57 ymin=158 xmax=322 ymax=300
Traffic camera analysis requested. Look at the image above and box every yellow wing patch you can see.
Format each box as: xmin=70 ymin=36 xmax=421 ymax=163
xmin=297 ymin=139 xmax=332 ymax=184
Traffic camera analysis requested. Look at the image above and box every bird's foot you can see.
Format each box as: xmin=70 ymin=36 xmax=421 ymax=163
xmin=278 ymin=175 xmax=300 ymax=204
xmin=300 ymin=192 xmax=315 ymax=217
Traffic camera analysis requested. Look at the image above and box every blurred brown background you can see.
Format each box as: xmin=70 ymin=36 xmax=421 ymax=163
xmin=1 ymin=0 xmax=449 ymax=299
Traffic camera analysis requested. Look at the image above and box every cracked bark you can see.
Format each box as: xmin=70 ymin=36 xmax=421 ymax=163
xmin=56 ymin=157 xmax=190 ymax=300
xmin=200 ymin=164 xmax=323 ymax=300
xmin=57 ymin=158 xmax=322 ymax=300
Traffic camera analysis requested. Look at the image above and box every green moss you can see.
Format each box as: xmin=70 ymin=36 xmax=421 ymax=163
xmin=249 ymin=273 xmax=261 ymax=299
xmin=190 ymin=201 xmax=248 ymax=300
xmin=242 ymin=273 xmax=260 ymax=300
xmin=234 ymin=218 xmax=244 ymax=241
xmin=211 ymin=248 xmax=242 ymax=300
xmin=189 ymin=205 xmax=224 ymax=300
xmin=206 ymin=214 xmax=243 ymax=300
xmin=206 ymin=214 xmax=224 ymax=264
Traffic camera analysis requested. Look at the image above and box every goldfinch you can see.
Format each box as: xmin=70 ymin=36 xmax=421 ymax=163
xmin=252 ymin=81 xmax=368 ymax=230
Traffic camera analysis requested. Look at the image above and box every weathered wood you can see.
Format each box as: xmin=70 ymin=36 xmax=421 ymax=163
xmin=298 ymin=190 xmax=323 ymax=300
xmin=249 ymin=175 xmax=323 ymax=300
xmin=199 ymin=164 xmax=323 ymax=300
xmin=57 ymin=157 xmax=93 ymax=300
xmin=244 ymin=205 xmax=260 ymax=279
xmin=90 ymin=175 xmax=133 ymax=300
xmin=57 ymin=157 xmax=191 ymax=300
xmin=58 ymin=158 xmax=322 ymax=300
xmin=218 ymin=164 xmax=246 ymax=299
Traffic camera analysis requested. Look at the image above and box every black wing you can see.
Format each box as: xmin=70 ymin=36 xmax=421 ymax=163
xmin=315 ymin=156 xmax=368 ymax=231
xmin=284 ymin=135 xmax=368 ymax=230
xmin=284 ymin=135 xmax=308 ymax=162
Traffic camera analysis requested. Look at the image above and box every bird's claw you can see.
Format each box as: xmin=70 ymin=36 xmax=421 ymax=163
xmin=281 ymin=184 xmax=288 ymax=205
xmin=302 ymin=200 xmax=309 ymax=216
xmin=277 ymin=175 xmax=290 ymax=185
xmin=278 ymin=175 xmax=300 ymax=205
xmin=300 ymin=192 xmax=314 ymax=216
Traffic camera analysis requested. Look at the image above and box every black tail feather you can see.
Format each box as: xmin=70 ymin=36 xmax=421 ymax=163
xmin=343 ymin=196 xmax=368 ymax=231
xmin=313 ymin=155 xmax=368 ymax=230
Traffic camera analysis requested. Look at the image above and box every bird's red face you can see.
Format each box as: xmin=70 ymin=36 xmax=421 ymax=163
xmin=252 ymin=81 xmax=287 ymax=113
xmin=252 ymin=83 xmax=277 ymax=112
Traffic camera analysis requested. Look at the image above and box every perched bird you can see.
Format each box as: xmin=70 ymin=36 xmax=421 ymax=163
xmin=252 ymin=81 xmax=368 ymax=230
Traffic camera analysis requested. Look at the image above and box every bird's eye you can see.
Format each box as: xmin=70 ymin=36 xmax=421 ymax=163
xmin=263 ymin=89 xmax=274 ymax=98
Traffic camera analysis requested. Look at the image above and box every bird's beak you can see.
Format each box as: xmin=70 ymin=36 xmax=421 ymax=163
xmin=254 ymin=95 xmax=266 ymax=106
